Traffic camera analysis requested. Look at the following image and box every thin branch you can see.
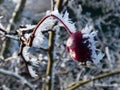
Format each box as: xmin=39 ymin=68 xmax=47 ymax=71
xmin=0 ymin=28 xmax=17 ymax=35
xmin=55 ymin=70 xmax=69 ymax=75
xmin=94 ymin=83 xmax=120 ymax=88
xmin=18 ymin=25 xmax=36 ymax=34
xmin=1 ymin=0 xmax=26 ymax=57
xmin=18 ymin=41 xmax=32 ymax=77
xmin=45 ymin=1 xmax=59 ymax=89
xmin=45 ymin=1 xmax=65 ymax=90
xmin=0 ymin=68 xmax=36 ymax=90
xmin=31 ymin=14 xmax=72 ymax=36
xmin=67 ymin=70 xmax=120 ymax=90
xmin=51 ymin=0 xmax=54 ymax=11
xmin=0 ymin=28 xmax=19 ymax=40
xmin=55 ymin=0 xmax=64 ymax=13
xmin=7 ymin=0 xmax=26 ymax=30
xmin=0 ymin=28 xmax=8 ymax=34
xmin=45 ymin=31 xmax=55 ymax=90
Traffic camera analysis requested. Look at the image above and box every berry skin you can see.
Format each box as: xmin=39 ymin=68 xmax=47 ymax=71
xmin=66 ymin=31 xmax=92 ymax=63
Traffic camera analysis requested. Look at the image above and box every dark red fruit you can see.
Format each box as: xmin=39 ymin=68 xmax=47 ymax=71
xmin=66 ymin=31 xmax=92 ymax=63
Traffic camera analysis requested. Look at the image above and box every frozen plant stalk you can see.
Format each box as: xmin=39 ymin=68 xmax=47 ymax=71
xmin=21 ymin=9 xmax=104 ymax=77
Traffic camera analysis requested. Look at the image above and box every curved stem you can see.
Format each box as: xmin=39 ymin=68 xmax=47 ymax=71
xmin=51 ymin=14 xmax=72 ymax=35
xmin=32 ymin=14 xmax=72 ymax=36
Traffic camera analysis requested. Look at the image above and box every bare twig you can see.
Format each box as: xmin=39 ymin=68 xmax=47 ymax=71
xmin=45 ymin=1 xmax=68 ymax=90
xmin=18 ymin=39 xmax=32 ymax=77
xmin=94 ymin=83 xmax=120 ymax=88
xmin=67 ymin=70 xmax=120 ymax=90
xmin=0 ymin=28 xmax=8 ymax=34
xmin=105 ymin=47 xmax=113 ymax=69
xmin=1 ymin=0 xmax=26 ymax=57
xmin=56 ymin=0 xmax=64 ymax=13
xmin=0 ymin=68 xmax=36 ymax=90
xmin=45 ymin=31 xmax=55 ymax=90
xmin=7 ymin=0 xmax=26 ymax=30
xmin=0 ymin=28 xmax=19 ymax=40
xmin=51 ymin=0 xmax=54 ymax=11
xmin=45 ymin=1 xmax=60 ymax=90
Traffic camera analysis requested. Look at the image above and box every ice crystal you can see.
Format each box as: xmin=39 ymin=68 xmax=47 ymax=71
xmin=81 ymin=25 xmax=104 ymax=64
xmin=28 ymin=66 xmax=38 ymax=77
xmin=51 ymin=10 xmax=76 ymax=33
xmin=32 ymin=28 xmax=48 ymax=49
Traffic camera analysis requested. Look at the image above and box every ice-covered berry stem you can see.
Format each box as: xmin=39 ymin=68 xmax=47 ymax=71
xmin=32 ymin=14 xmax=73 ymax=36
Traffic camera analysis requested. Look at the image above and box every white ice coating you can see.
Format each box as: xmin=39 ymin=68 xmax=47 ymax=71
xmin=19 ymin=25 xmax=36 ymax=31
xmin=51 ymin=10 xmax=76 ymax=33
xmin=22 ymin=46 xmax=42 ymax=64
xmin=22 ymin=46 xmax=39 ymax=77
xmin=32 ymin=10 xmax=76 ymax=48
xmin=28 ymin=66 xmax=38 ymax=77
xmin=0 ymin=23 xmax=5 ymax=30
xmin=32 ymin=18 xmax=55 ymax=48
xmin=22 ymin=46 xmax=30 ymax=62
xmin=21 ymin=10 xmax=104 ymax=78
xmin=81 ymin=25 xmax=104 ymax=64
xmin=32 ymin=30 xmax=46 ymax=48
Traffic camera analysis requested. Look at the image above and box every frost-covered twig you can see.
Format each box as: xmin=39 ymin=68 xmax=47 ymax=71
xmin=45 ymin=1 xmax=62 ymax=90
xmin=27 ymin=9 xmax=76 ymax=47
xmin=0 ymin=27 xmax=19 ymax=40
xmin=105 ymin=47 xmax=113 ymax=69
xmin=94 ymin=83 xmax=120 ymax=88
xmin=0 ymin=68 xmax=36 ymax=90
xmin=0 ymin=24 xmax=36 ymax=40
xmin=67 ymin=70 xmax=120 ymax=90
xmin=31 ymin=13 xmax=73 ymax=36
xmin=18 ymin=41 xmax=32 ymax=77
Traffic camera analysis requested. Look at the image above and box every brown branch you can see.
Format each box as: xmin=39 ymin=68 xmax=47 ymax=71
xmin=45 ymin=31 xmax=55 ymax=90
xmin=45 ymin=0 xmax=66 ymax=90
xmin=67 ymin=70 xmax=120 ymax=90
xmin=45 ymin=1 xmax=58 ymax=89
xmin=51 ymin=0 xmax=54 ymax=11
xmin=18 ymin=36 xmax=34 ymax=77
xmin=56 ymin=0 xmax=64 ymax=13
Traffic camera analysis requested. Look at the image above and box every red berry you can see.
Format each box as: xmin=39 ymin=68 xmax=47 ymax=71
xmin=66 ymin=31 xmax=92 ymax=63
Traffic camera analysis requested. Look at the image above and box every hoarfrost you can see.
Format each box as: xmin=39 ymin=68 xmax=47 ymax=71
xmin=81 ymin=25 xmax=104 ymax=64
xmin=22 ymin=46 xmax=30 ymax=62
xmin=28 ymin=66 xmax=38 ymax=77
xmin=51 ymin=10 xmax=76 ymax=33
xmin=32 ymin=18 xmax=56 ymax=48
